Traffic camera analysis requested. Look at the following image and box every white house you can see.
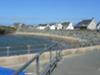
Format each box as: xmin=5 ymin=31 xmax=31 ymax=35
xmin=75 ymin=18 xmax=97 ymax=30
xmin=61 ymin=22 xmax=74 ymax=30
xmin=37 ymin=24 xmax=48 ymax=30
xmin=87 ymin=18 xmax=97 ymax=30
xmin=49 ymin=24 xmax=57 ymax=30
xmin=56 ymin=23 xmax=63 ymax=30
xmin=65 ymin=22 xmax=74 ymax=30
xmin=97 ymin=22 xmax=100 ymax=30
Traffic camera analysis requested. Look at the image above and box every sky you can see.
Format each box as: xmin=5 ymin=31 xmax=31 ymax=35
xmin=0 ymin=0 xmax=100 ymax=25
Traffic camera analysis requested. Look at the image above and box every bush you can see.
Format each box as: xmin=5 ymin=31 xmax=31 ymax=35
xmin=0 ymin=26 xmax=16 ymax=35
xmin=0 ymin=29 xmax=5 ymax=34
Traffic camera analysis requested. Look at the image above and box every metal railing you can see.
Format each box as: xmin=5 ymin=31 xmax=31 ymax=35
xmin=0 ymin=44 xmax=48 ymax=57
xmin=13 ymin=42 xmax=63 ymax=75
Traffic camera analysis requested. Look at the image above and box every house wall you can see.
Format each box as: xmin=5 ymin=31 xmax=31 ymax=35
xmin=37 ymin=26 xmax=47 ymax=30
xmin=66 ymin=23 xmax=74 ymax=30
xmin=87 ymin=19 xmax=97 ymax=30
xmin=49 ymin=25 xmax=56 ymax=30
xmin=57 ymin=24 xmax=63 ymax=30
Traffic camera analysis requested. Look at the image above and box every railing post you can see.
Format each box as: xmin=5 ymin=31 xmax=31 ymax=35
xmin=60 ymin=44 xmax=63 ymax=59
xmin=55 ymin=43 xmax=58 ymax=61
xmin=36 ymin=56 xmax=40 ymax=75
xmin=49 ymin=49 xmax=52 ymax=62
xmin=56 ymin=49 xmax=58 ymax=61
xmin=6 ymin=46 xmax=10 ymax=56
xmin=44 ymin=44 xmax=47 ymax=50
xmin=59 ymin=46 xmax=63 ymax=60
xmin=49 ymin=48 xmax=53 ymax=75
xmin=27 ymin=45 xmax=31 ymax=54
xmin=55 ymin=43 xmax=62 ymax=61
xmin=27 ymin=45 xmax=31 ymax=61
xmin=49 ymin=70 xmax=51 ymax=75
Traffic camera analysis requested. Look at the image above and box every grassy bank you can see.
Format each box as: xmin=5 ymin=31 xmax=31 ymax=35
xmin=0 ymin=26 xmax=16 ymax=35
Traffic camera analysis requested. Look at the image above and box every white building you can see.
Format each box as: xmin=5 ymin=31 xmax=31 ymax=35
xmin=37 ymin=24 xmax=48 ymax=30
xmin=87 ymin=18 xmax=97 ymax=30
xmin=49 ymin=24 xmax=57 ymax=30
xmin=66 ymin=23 xmax=74 ymax=30
xmin=75 ymin=18 xmax=97 ymax=30
xmin=56 ymin=23 xmax=63 ymax=30
xmin=61 ymin=22 xmax=74 ymax=30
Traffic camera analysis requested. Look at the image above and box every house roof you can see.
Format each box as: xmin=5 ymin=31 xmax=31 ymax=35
xmin=38 ymin=24 xmax=47 ymax=26
xmin=76 ymin=19 xmax=93 ymax=27
xmin=61 ymin=22 xmax=70 ymax=26
xmin=49 ymin=23 xmax=56 ymax=26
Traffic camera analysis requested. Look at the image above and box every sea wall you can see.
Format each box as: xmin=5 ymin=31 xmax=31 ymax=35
xmin=0 ymin=45 xmax=100 ymax=67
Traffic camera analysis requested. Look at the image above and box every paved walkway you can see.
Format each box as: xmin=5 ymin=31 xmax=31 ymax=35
xmin=52 ymin=50 xmax=100 ymax=75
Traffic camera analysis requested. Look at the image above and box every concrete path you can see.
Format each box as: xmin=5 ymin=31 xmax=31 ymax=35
xmin=52 ymin=50 xmax=100 ymax=75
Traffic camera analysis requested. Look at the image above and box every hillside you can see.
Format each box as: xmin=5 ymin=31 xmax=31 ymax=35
xmin=0 ymin=26 xmax=16 ymax=35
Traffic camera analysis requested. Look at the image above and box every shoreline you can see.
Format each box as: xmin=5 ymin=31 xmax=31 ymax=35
xmin=0 ymin=31 xmax=100 ymax=67
xmin=14 ymin=32 xmax=81 ymax=47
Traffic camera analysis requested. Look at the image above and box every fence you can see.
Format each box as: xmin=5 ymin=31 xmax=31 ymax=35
xmin=0 ymin=44 xmax=48 ymax=57
xmin=13 ymin=41 xmax=63 ymax=75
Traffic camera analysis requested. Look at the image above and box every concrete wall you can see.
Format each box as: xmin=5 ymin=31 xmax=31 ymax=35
xmin=0 ymin=45 xmax=100 ymax=67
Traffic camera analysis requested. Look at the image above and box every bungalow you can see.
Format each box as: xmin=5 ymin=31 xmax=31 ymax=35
xmin=49 ymin=25 xmax=57 ymax=30
xmin=75 ymin=18 xmax=97 ymax=30
xmin=97 ymin=22 xmax=100 ymax=31
xmin=56 ymin=23 xmax=63 ymax=30
xmin=61 ymin=22 xmax=74 ymax=30
xmin=49 ymin=23 xmax=57 ymax=30
xmin=37 ymin=24 xmax=49 ymax=30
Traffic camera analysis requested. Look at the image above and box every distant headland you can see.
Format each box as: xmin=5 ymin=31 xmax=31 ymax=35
xmin=0 ymin=26 xmax=16 ymax=35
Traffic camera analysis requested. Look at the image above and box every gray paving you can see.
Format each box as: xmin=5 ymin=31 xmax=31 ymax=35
xmin=52 ymin=50 xmax=100 ymax=75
